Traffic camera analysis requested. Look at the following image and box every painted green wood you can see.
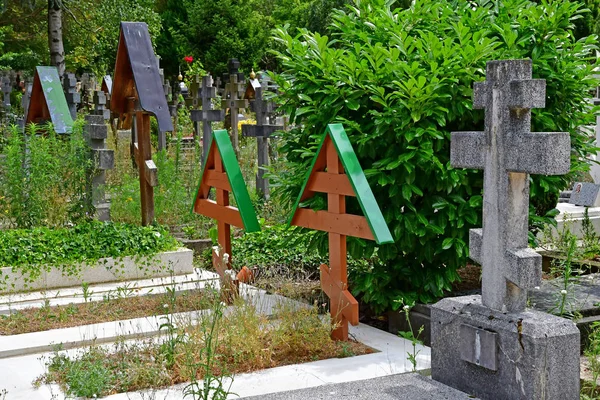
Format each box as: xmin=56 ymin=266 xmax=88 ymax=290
xmin=290 ymin=123 xmax=393 ymax=245
xmin=36 ymin=66 xmax=74 ymax=134
xmin=194 ymin=129 xmax=260 ymax=232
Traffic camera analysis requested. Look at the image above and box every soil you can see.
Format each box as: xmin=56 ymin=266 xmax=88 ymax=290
xmin=0 ymin=289 xmax=214 ymax=335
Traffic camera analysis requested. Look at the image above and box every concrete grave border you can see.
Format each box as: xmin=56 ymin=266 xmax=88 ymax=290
xmin=0 ymin=247 xmax=193 ymax=294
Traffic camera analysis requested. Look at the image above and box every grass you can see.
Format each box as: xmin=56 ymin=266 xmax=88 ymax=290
xmin=0 ymin=289 xmax=214 ymax=335
xmin=35 ymin=297 xmax=373 ymax=398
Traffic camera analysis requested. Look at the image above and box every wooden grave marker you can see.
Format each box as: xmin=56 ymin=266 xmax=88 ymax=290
xmin=110 ymin=22 xmax=173 ymax=225
xmin=26 ymin=66 xmax=74 ymax=134
xmin=289 ymin=124 xmax=393 ymax=341
xmin=193 ymin=129 xmax=260 ymax=295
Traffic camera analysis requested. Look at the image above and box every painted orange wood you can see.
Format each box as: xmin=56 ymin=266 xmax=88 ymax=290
xmin=292 ymin=209 xmax=375 ymax=241
xmin=307 ymin=172 xmax=356 ymax=197
xmin=204 ymin=169 xmax=232 ymax=192
xmin=194 ymin=199 xmax=243 ymax=228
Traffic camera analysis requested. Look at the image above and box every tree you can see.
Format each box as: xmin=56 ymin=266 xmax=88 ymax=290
xmin=48 ymin=0 xmax=64 ymax=76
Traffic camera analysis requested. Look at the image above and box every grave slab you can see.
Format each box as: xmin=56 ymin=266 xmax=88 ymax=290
xmin=239 ymin=373 xmax=474 ymax=400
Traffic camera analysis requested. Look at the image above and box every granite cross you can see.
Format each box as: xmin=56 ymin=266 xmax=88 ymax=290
xmin=451 ymin=59 xmax=571 ymax=312
xmin=222 ymin=59 xmax=248 ymax=154
xmin=63 ymin=73 xmax=80 ymax=120
xmin=242 ymin=85 xmax=282 ymax=198
xmin=193 ymin=75 xmax=224 ymax=165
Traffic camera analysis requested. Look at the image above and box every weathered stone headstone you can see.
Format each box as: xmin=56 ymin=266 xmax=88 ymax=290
xmin=84 ymin=114 xmax=114 ymax=221
xmin=63 ymin=73 xmax=80 ymax=120
xmin=569 ymin=182 xmax=600 ymax=206
xmin=431 ymin=59 xmax=580 ymax=400
xmin=242 ymin=84 xmax=282 ymax=198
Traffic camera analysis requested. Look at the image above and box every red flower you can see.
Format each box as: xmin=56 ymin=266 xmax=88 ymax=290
xmin=184 ymin=56 xmax=194 ymax=64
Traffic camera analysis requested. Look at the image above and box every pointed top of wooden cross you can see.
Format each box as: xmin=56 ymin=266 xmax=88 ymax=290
xmin=289 ymin=123 xmax=393 ymax=245
xmin=111 ymin=22 xmax=173 ymax=132
xmin=193 ymin=129 xmax=260 ymax=232
xmin=26 ymin=66 xmax=73 ymax=134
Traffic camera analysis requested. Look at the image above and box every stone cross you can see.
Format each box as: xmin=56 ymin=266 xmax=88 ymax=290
xmin=192 ymin=75 xmax=224 ymax=165
xmin=187 ymin=74 xmax=202 ymax=142
xmin=242 ymin=85 xmax=282 ymax=198
xmin=2 ymin=77 xmax=11 ymax=110
xmin=84 ymin=114 xmax=115 ymax=221
xmin=93 ymin=90 xmax=110 ymax=120
xmin=451 ymin=59 xmax=570 ymax=312
xmin=221 ymin=59 xmax=248 ymax=154
xmin=63 ymin=73 xmax=80 ymax=120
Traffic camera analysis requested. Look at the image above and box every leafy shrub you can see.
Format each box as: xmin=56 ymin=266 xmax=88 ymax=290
xmin=0 ymin=221 xmax=179 ymax=269
xmin=231 ymin=225 xmax=374 ymax=280
xmin=271 ymin=0 xmax=598 ymax=312
xmin=0 ymin=120 xmax=94 ymax=228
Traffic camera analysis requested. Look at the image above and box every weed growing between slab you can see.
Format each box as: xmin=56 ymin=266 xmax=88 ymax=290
xmin=36 ymin=297 xmax=373 ymax=398
xmin=0 ymin=289 xmax=214 ymax=335
xmin=582 ymin=321 xmax=600 ymax=399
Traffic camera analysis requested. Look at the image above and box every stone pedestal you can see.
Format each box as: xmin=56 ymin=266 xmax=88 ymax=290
xmin=431 ymin=295 xmax=579 ymax=400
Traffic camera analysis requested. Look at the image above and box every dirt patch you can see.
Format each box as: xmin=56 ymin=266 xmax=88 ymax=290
xmin=0 ymin=289 xmax=214 ymax=335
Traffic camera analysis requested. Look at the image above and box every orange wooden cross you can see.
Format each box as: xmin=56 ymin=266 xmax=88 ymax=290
xmin=193 ymin=130 xmax=260 ymax=297
xmin=290 ymin=124 xmax=393 ymax=341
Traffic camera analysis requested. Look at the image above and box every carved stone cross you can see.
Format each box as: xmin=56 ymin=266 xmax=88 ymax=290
xmin=242 ymin=85 xmax=282 ymax=197
xmin=222 ymin=59 xmax=248 ymax=154
xmin=191 ymin=75 xmax=224 ymax=165
xmin=451 ymin=59 xmax=570 ymax=312
xmin=63 ymin=73 xmax=80 ymax=120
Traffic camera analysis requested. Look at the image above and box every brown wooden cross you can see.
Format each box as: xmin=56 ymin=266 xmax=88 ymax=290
xmin=110 ymin=22 xmax=173 ymax=226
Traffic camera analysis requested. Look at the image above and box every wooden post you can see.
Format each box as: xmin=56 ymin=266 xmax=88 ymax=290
xmin=136 ymin=109 xmax=155 ymax=225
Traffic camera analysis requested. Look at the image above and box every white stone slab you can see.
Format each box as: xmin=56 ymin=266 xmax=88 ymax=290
xmin=0 ymin=248 xmax=194 ymax=294
xmin=0 ymin=323 xmax=431 ymax=400
xmin=551 ymin=203 xmax=600 ymax=239
xmin=0 ymin=268 xmax=219 ymax=313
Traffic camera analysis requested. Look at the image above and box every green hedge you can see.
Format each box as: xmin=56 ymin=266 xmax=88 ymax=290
xmin=271 ymin=0 xmax=599 ymax=312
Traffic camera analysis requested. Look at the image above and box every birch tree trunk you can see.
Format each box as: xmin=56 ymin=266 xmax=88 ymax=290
xmin=48 ymin=0 xmax=65 ymax=78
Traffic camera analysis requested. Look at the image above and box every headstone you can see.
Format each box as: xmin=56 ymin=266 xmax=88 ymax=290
xmin=62 ymin=73 xmax=80 ymax=120
xmin=569 ymin=182 xmax=600 ymax=206
xmin=242 ymin=84 xmax=283 ymax=198
xmin=84 ymin=114 xmax=114 ymax=221
xmin=431 ymin=59 xmax=580 ymax=400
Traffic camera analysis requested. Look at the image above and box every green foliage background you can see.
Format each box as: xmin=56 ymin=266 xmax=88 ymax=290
xmin=271 ymin=0 xmax=599 ymax=312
